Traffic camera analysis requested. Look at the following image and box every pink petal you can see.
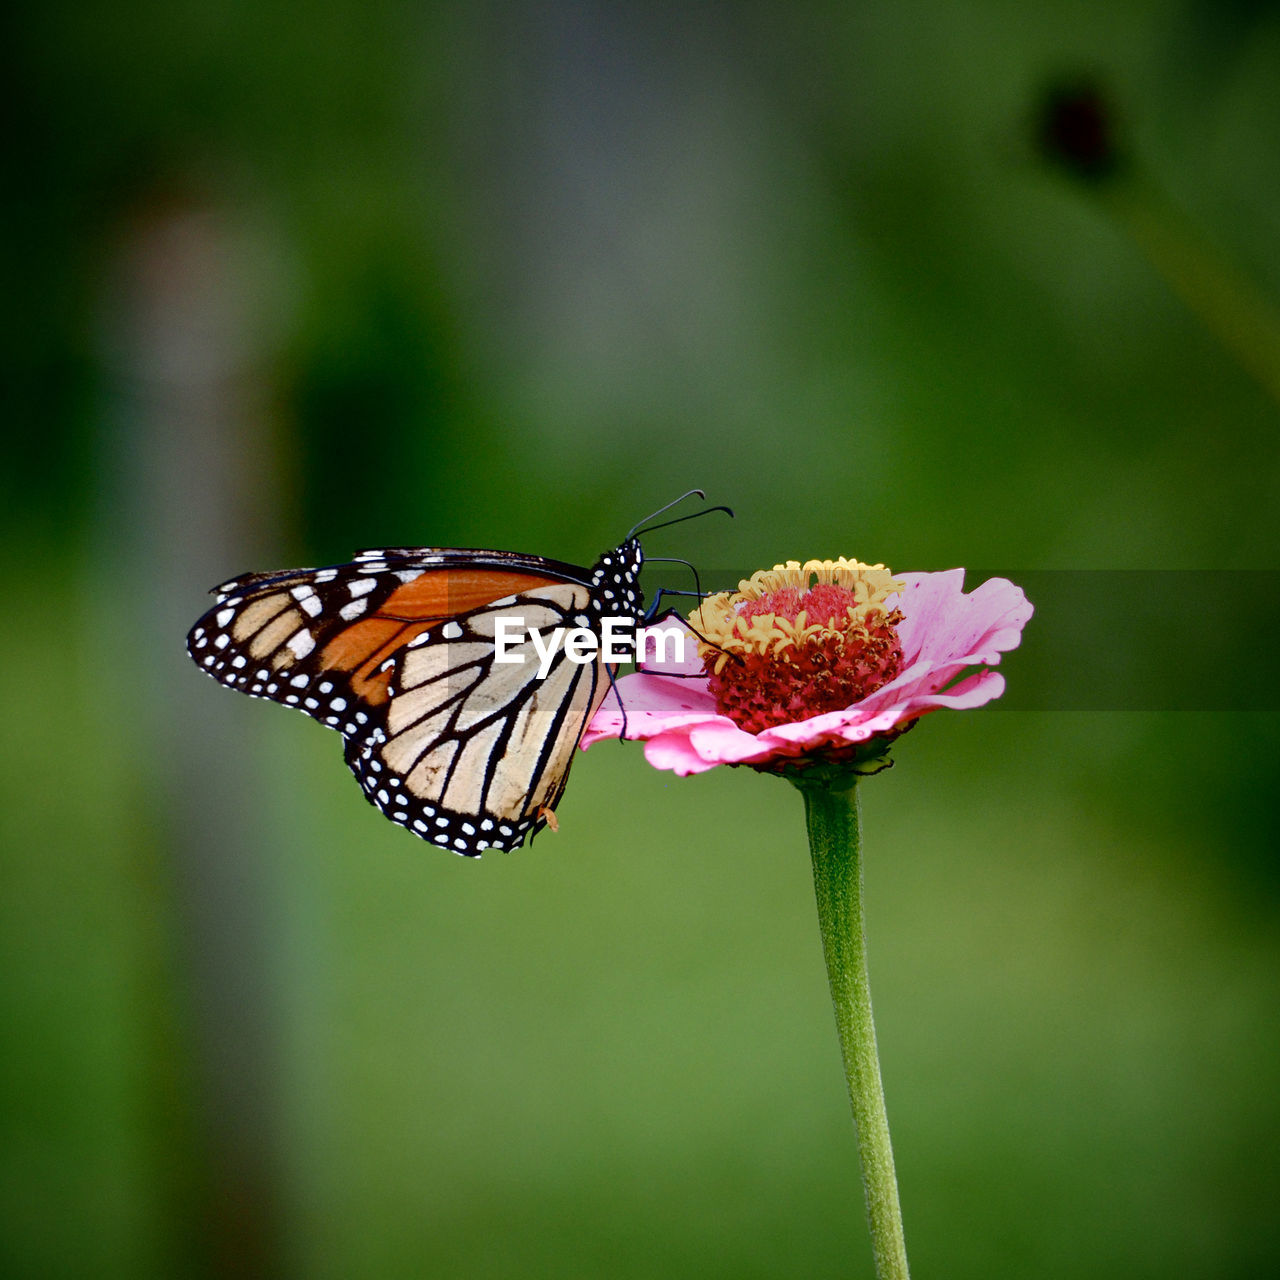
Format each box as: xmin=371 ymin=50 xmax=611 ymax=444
xmin=893 ymin=572 xmax=1032 ymax=667
xmin=643 ymin=720 xmax=766 ymax=774
xmin=579 ymin=670 xmax=716 ymax=749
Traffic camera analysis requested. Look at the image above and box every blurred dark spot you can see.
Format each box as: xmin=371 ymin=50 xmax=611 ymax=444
xmin=1035 ymin=80 xmax=1122 ymax=182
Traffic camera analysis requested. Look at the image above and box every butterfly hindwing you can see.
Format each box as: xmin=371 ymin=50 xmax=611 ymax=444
xmin=342 ymin=581 xmax=615 ymax=854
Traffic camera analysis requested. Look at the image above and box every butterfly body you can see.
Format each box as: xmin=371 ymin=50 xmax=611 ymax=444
xmin=187 ymin=539 xmax=646 ymax=856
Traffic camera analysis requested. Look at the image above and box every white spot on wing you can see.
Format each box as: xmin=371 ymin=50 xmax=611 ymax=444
xmin=339 ymin=598 xmax=367 ymax=620
xmin=349 ymin=578 xmax=377 ymax=597
xmin=287 ymin=630 xmax=315 ymax=659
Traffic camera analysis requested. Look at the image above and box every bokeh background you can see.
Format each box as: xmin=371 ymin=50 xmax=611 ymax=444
xmin=4 ymin=2 xmax=1279 ymax=1277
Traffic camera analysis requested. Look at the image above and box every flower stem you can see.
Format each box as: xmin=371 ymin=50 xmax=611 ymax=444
xmin=1099 ymin=171 xmax=1280 ymax=409
xmin=797 ymin=777 xmax=910 ymax=1280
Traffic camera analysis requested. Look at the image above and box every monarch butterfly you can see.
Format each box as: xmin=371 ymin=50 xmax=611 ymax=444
xmin=186 ymin=494 xmax=725 ymax=857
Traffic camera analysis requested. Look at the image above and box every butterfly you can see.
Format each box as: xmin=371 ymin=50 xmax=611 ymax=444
xmin=186 ymin=493 xmax=726 ymax=857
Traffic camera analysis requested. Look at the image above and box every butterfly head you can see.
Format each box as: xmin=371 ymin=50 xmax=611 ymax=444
xmin=588 ymin=537 xmax=646 ymax=623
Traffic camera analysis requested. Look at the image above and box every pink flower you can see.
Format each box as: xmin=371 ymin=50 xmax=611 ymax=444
xmin=583 ymin=559 xmax=1033 ymax=776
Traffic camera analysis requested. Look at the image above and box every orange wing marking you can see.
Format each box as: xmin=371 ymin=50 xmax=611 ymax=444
xmin=318 ymin=569 xmax=569 ymax=705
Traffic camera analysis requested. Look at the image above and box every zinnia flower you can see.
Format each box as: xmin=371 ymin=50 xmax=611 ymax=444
xmin=584 ymin=551 xmax=1031 ymax=1279
xmin=583 ymin=558 xmax=1033 ymax=775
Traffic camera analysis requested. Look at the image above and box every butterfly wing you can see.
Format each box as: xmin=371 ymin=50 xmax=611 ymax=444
xmin=341 ymin=578 xmax=614 ymax=853
xmin=187 ymin=545 xmax=640 ymax=856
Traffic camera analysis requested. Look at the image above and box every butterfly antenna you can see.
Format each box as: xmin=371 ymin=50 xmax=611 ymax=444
xmin=627 ymin=490 xmax=736 ymax=542
xmin=629 ymin=503 xmax=735 ymax=541
xmin=626 ymin=489 xmax=704 ymax=541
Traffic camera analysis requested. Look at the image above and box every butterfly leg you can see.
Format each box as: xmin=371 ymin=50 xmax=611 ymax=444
xmin=602 ymin=662 xmax=630 ymax=741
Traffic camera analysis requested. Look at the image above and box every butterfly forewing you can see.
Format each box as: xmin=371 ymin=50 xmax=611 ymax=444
xmin=187 ymin=553 xmax=586 ymax=721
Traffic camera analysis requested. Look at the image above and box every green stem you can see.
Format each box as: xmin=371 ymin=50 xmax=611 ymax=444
xmin=1099 ymin=171 xmax=1280 ymax=409
xmin=798 ymin=777 xmax=910 ymax=1280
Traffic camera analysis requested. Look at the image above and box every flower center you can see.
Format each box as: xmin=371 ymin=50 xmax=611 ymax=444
xmin=689 ymin=559 xmax=905 ymax=734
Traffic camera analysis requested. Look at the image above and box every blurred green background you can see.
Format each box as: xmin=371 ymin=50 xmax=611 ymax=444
xmin=4 ymin=2 xmax=1279 ymax=1276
